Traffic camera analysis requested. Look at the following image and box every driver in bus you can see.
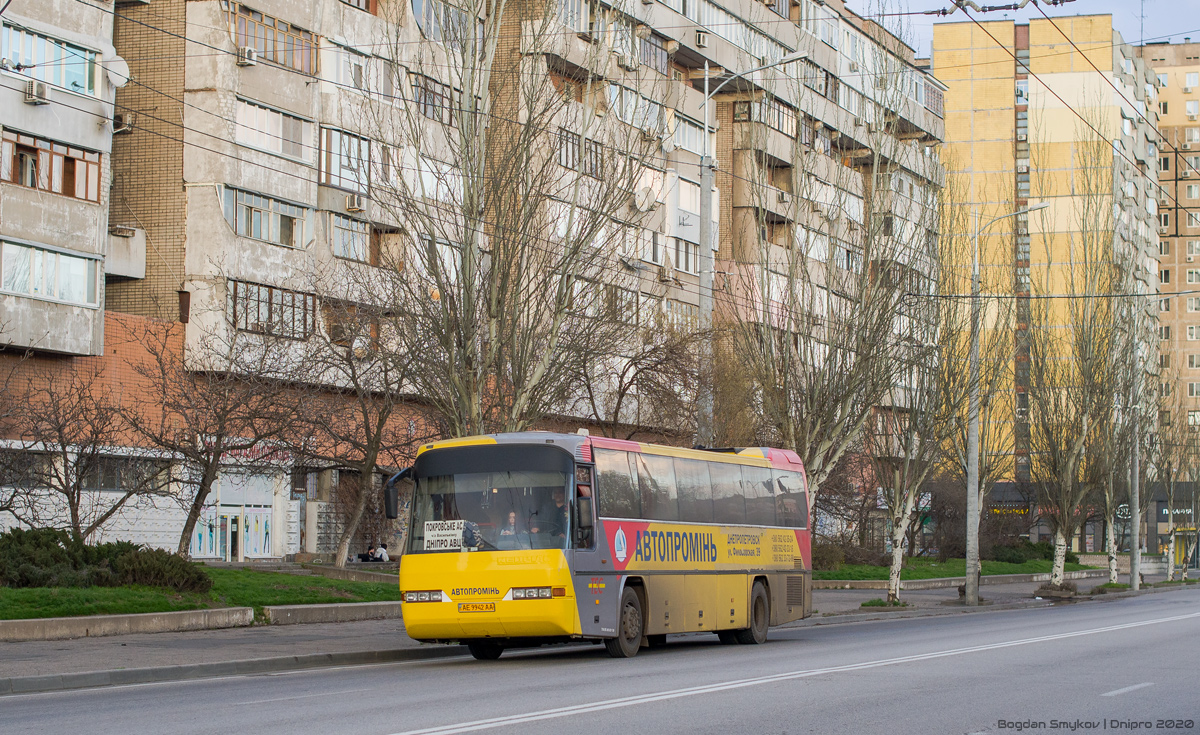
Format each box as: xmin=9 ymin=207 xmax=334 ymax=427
xmin=530 ymin=487 xmax=569 ymax=543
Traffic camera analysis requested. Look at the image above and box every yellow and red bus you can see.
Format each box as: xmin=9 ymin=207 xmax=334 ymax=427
xmin=385 ymin=431 xmax=812 ymax=659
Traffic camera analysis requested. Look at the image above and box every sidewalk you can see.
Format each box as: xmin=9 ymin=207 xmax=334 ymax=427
xmin=0 ymin=573 xmax=1174 ymax=695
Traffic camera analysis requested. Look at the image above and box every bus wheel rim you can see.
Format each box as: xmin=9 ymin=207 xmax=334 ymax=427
xmin=622 ymin=602 xmax=641 ymax=642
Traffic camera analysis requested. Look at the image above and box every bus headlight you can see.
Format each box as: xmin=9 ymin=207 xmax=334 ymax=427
xmin=404 ymin=590 xmax=443 ymax=602
xmin=510 ymin=587 xmax=554 ymax=599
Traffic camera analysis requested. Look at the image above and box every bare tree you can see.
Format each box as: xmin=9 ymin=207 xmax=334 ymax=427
xmin=336 ymin=0 xmax=668 ymax=439
xmin=117 ymin=310 xmax=300 ymax=555
xmin=0 ymin=364 xmax=172 ymax=541
xmin=715 ymin=13 xmax=942 ymax=525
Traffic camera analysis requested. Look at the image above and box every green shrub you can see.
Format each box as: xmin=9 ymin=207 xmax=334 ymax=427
xmin=811 ymin=542 xmax=844 ymax=571
xmin=115 ymin=548 xmax=212 ymax=593
xmin=990 ymin=540 xmax=1077 ymax=565
xmin=0 ymin=528 xmax=210 ymax=593
xmin=861 ymin=598 xmax=907 ymax=607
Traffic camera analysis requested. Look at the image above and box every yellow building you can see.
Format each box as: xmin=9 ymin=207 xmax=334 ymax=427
xmin=932 ymin=15 xmax=1159 ymax=487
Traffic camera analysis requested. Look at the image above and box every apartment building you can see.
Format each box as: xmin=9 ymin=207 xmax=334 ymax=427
xmin=933 ymin=16 xmax=1160 ymax=514
xmin=1141 ymin=40 xmax=1200 ymax=424
xmin=0 ymin=0 xmax=134 ymax=356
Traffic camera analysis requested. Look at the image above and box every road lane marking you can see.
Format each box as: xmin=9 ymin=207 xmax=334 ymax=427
xmin=391 ymin=611 xmax=1200 ymax=735
xmin=235 ymin=686 xmax=376 ymax=705
xmin=1102 ymin=682 xmax=1154 ymax=697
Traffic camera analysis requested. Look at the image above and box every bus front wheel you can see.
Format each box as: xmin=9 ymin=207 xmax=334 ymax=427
xmin=735 ymin=581 xmax=770 ymax=645
xmin=605 ymin=587 xmax=643 ymax=658
xmin=467 ymin=641 xmax=504 ymax=660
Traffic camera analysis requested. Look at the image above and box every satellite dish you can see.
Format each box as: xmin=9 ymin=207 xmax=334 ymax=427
xmin=633 ymin=186 xmax=656 ymax=212
xmin=661 ymin=136 xmax=676 ymax=154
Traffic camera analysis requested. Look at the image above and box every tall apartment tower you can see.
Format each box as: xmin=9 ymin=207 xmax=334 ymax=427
xmin=1140 ymin=40 xmax=1200 ymax=424
xmin=0 ymin=0 xmax=134 ymax=356
xmin=933 ymin=15 xmax=1160 ymax=486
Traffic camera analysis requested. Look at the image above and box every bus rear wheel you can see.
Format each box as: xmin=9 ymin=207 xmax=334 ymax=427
xmin=735 ymin=581 xmax=770 ymax=645
xmin=605 ymin=587 xmax=643 ymax=658
xmin=467 ymin=641 xmax=504 ymax=660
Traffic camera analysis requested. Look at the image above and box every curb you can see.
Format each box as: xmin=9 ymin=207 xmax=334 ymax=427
xmin=263 ymin=601 xmax=404 ymax=625
xmin=813 ymin=569 xmax=1110 ymax=591
xmin=0 ymin=645 xmax=467 ymax=697
xmin=0 ymin=608 xmax=255 ymax=643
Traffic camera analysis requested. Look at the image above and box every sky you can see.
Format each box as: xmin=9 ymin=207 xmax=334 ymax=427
xmin=844 ymin=0 xmax=1195 ymax=59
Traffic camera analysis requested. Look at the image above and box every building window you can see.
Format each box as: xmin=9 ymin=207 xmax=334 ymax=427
xmin=1 ymin=130 xmax=101 ymax=202
xmin=331 ymin=214 xmax=369 ymax=262
xmin=1161 ymin=324 xmax=1172 ymax=340
xmin=674 ymin=238 xmax=698 ymax=274
xmin=319 ymin=127 xmax=370 ymax=194
xmin=0 ymin=240 xmax=98 ymax=305
xmin=1161 ymin=240 xmax=1171 ymax=256
xmin=1190 ymin=383 xmax=1200 ymax=398
xmin=340 ymin=0 xmax=376 ymax=12
xmin=229 ymin=280 xmax=315 ymax=339
xmin=1189 ymin=325 xmax=1200 ymax=341
xmin=1188 ymin=269 xmax=1200 ymax=284
xmin=1161 ymin=298 xmax=1171 ymax=312
xmin=1160 ymin=101 xmax=1169 ymax=116
xmin=1190 ymin=100 xmax=1200 ymax=118
xmin=1190 ymin=354 xmax=1200 ymax=368
xmin=1188 ymin=128 xmax=1200 ymax=143
xmin=414 ymin=0 xmax=477 ymax=50
xmin=733 ymin=96 xmax=798 ymax=139
xmin=639 ymin=34 xmax=669 ymax=76
xmin=1190 ymin=410 xmax=1200 ymax=431
xmin=1190 ymin=212 xmax=1200 ymax=228
xmin=0 ymin=23 xmax=99 ymax=95
xmin=557 ymin=129 xmax=603 ymax=178
xmin=1161 ymin=268 xmax=1171 ymax=284
xmin=1189 ymin=72 xmax=1200 ymax=88
xmin=1189 ymin=297 xmax=1200 ymax=312
xmin=412 ymin=73 xmax=457 ymax=125
xmin=235 ymin=100 xmax=311 ymax=162
xmin=1161 ymin=353 xmax=1172 ymax=369
xmin=224 ymin=2 xmax=317 ymax=73
xmin=1161 ymin=156 xmax=1171 ymax=172
xmin=1163 ymin=212 xmax=1171 ymax=228
xmin=1190 ymin=240 xmax=1200 ymax=256
xmin=223 ymin=188 xmax=308 ymax=248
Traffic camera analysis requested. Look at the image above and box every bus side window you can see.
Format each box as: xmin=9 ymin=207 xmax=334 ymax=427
xmin=595 ymin=449 xmax=640 ymax=519
xmin=773 ymin=470 xmax=807 ymax=528
xmin=674 ymin=458 xmax=713 ymax=523
xmin=709 ymin=462 xmax=746 ymax=525
xmin=636 ymin=453 xmax=679 ymax=522
xmin=742 ymin=466 xmax=776 ymax=526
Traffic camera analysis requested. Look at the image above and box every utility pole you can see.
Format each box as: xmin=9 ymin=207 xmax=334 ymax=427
xmin=965 ymin=202 xmax=1048 ymax=605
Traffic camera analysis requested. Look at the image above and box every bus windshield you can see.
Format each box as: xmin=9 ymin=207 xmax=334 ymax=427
xmin=407 ymin=469 xmax=573 ymax=553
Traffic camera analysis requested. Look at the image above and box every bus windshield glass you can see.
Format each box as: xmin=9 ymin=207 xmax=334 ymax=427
xmin=407 ymin=470 xmax=572 ymax=553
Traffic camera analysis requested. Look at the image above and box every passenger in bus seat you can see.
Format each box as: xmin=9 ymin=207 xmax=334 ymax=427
xmin=530 ymin=488 xmax=569 ymax=544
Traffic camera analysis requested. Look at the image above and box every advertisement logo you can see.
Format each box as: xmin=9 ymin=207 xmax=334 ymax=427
xmin=614 ymin=527 xmax=628 ymax=563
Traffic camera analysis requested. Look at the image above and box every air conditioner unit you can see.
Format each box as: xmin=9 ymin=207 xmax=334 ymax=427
xmin=1185 ymin=170 xmax=1194 ymax=178
xmin=236 ymin=46 xmax=258 ymax=66
xmin=1188 ymin=256 xmax=1195 ymax=263
xmin=853 ymin=116 xmax=865 ymax=127
xmin=345 ymin=194 xmax=366 ymax=212
xmin=1017 ymin=164 xmax=1029 ymax=173
xmin=619 ymin=52 xmax=640 ymax=71
xmin=1186 ymin=87 xmax=1195 ymax=94
xmin=1190 ymin=114 xmax=1200 ymax=121
xmin=1016 ymin=133 xmax=1028 ymax=142
xmin=112 ymin=112 xmax=134 ymax=133
xmin=23 ymin=80 xmax=50 ymax=105
xmin=1183 ymin=143 xmax=1193 ymax=150
xmin=695 ymin=31 xmax=709 ymax=48
xmin=1159 ymin=226 xmax=1170 ymax=235
xmin=1017 ymin=226 xmax=1029 ymax=235
xmin=777 ymin=190 xmax=791 ymax=204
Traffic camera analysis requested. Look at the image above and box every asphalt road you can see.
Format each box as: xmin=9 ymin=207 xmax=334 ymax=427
xmin=3 ymin=590 xmax=1198 ymax=735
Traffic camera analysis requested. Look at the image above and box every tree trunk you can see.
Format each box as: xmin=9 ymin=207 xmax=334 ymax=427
xmin=333 ymin=462 xmax=378 ymax=569
xmin=177 ymin=467 xmax=218 ymax=557
xmin=1106 ymin=515 xmax=1118 ymax=585
xmin=887 ymin=518 xmax=907 ymax=603
xmin=1183 ymin=536 xmax=1196 ymax=581
xmin=1051 ymin=528 xmax=1067 ymax=586
xmin=1166 ymin=532 xmax=1176 ymax=582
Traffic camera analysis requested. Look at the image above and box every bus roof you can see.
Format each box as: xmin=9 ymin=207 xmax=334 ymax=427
xmin=416 ymin=432 xmax=805 ymax=472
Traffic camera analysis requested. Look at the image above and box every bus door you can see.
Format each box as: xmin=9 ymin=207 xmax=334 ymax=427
xmin=570 ymin=464 xmax=617 ymax=638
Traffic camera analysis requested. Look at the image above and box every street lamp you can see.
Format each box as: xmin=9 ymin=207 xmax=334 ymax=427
xmin=696 ymin=50 xmax=808 ymax=447
xmin=964 ymin=200 xmax=1049 ymax=606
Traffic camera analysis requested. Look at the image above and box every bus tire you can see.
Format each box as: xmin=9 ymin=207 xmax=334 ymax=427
xmin=605 ymin=587 xmax=644 ymax=658
xmin=467 ymin=641 xmax=504 ymax=660
xmin=735 ymin=581 xmax=770 ymax=645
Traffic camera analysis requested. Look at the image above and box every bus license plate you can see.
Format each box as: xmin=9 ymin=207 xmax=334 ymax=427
xmin=459 ymin=603 xmax=495 ymax=613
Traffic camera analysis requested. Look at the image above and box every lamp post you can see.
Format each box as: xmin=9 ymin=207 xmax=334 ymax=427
xmin=965 ymin=201 xmax=1049 ymax=606
xmin=696 ymin=50 xmax=808 ymax=447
